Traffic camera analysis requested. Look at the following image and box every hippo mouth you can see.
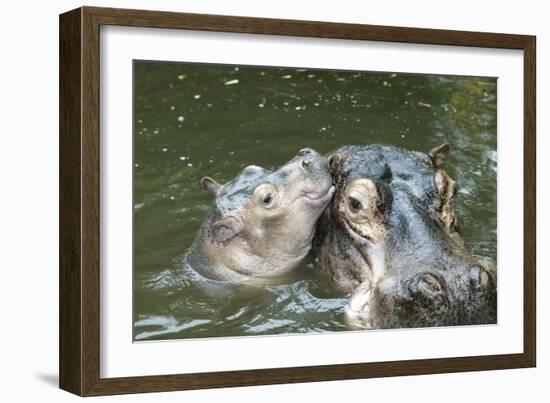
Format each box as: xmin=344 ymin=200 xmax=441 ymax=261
xmin=302 ymin=185 xmax=336 ymax=208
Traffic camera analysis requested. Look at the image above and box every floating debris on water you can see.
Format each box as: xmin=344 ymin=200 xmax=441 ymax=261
xmin=282 ymin=75 xmax=292 ymax=79
xmin=234 ymin=66 xmax=239 ymax=71
xmin=224 ymin=79 xmax=239 ymax=86
xmin=162 ymin=148 xmax=168 ymax=152
xmin=179 ymin=156 xmax=187 ymax=161
xmin=193 ymin=94 xmax=201 ymax=99
xmin=206 ymin=103 xmax=212 ymax=107
xmin=417 ymin=101 xmax=432 ymax=108
xmin=390 ymin=73 xmax=397 ymax=78
xmin=177 ymin=115 xmax=185 ymax=123
xmin=170 ymin=105 xmax=175 ymax=111
xmin=307 ymin=74 xmax=315 ymax=79
xmin=187 ymin=163 xmax=193 ymax=167
xmin=177 ymin=74 xmax=186 ymax=80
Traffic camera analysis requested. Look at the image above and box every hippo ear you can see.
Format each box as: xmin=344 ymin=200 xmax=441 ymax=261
xmin=434 ymin=169 xmax=457 ymax=199
xmin=428 ymin=143 xmax=450 ymax=168
xmin=211 ymin=216 xmax=243 ymax=243
xmin=201 ymin=176 xmax=221 ymax=197
xmin=434 ymin=169 xmax=460 ymax=236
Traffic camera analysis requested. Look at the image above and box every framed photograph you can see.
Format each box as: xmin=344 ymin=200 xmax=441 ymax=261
xmin=59 ymin=6 xmax=536 ymax=396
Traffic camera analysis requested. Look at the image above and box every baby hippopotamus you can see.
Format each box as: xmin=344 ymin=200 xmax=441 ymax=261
xmin=186 ymin=148 xmax=335 ymax=283
xmin=316 ymin=143 xmax=496 ymax=329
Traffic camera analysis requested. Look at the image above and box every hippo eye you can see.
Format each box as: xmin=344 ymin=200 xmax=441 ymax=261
xmin=349 ymin=197 xmax=362 ymax=211
xmin=263 ymin=193 xmax=273 ymax=205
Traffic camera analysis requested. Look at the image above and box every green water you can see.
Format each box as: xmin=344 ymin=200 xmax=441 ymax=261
xmin=133 ymin=61 xmax=497 ymax=341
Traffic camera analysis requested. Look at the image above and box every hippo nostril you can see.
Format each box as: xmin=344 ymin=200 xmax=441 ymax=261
xmin=301 ymin=159 xmax=311 ymax=168
xmin=409 ymin=272 xmax=443 ymax=298
xmin=298 ymin=147 xmax=314 ymax=156
xmin=480 ymin=271 xmax=489 ymax=287
xmin=418 ymin=274 xmax=442 ymax=294
xmin=469 ymin=266 xmax=490 ymax=288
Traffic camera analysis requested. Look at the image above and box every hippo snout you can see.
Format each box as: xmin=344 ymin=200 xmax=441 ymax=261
xmin=299 ymin=148 xmax=315 ymax=169
xmin=296 ymin=148 xmax=330 ymax=182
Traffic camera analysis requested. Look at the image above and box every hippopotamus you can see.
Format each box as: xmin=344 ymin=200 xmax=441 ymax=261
xmin=315 ymin=143 xmax=497 ymax=329
xmin=186 ymin=148 xmax=335 ymax=283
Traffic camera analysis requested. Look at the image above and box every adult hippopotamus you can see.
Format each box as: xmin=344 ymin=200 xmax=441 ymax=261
xmin=315 ymin=143 xmax=496 ymax=329
xmin=186 ymin=148 xmax=335 ymax=283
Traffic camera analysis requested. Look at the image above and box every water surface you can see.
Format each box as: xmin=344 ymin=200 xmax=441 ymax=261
xmin=133 ymin=61 xmax=497 ymax=341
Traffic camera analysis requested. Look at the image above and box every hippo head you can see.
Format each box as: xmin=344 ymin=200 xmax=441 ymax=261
xmin=192 ymin=148 xmax=335 ymax=281
xmin=317 ymin=143 xmax=496 ymax=329
xmin=326 ymin=143 xmax=461 ymax=248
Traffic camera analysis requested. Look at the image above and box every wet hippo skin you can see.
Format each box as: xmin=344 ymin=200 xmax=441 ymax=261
xmin=186 ymin=148 xmax=335 ymax=283
xmin=315 ymin=143 xmax=497 ymax=329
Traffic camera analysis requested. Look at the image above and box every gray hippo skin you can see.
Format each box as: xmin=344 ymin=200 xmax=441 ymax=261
xmin=186 ymin=148 xmax=335 ymax=283
xmin=315 ymin=144 xmax=497 ymax=329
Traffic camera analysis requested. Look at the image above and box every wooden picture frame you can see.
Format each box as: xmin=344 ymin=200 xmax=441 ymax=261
xmin=59 ymin=6 xmax=536 ymax=396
